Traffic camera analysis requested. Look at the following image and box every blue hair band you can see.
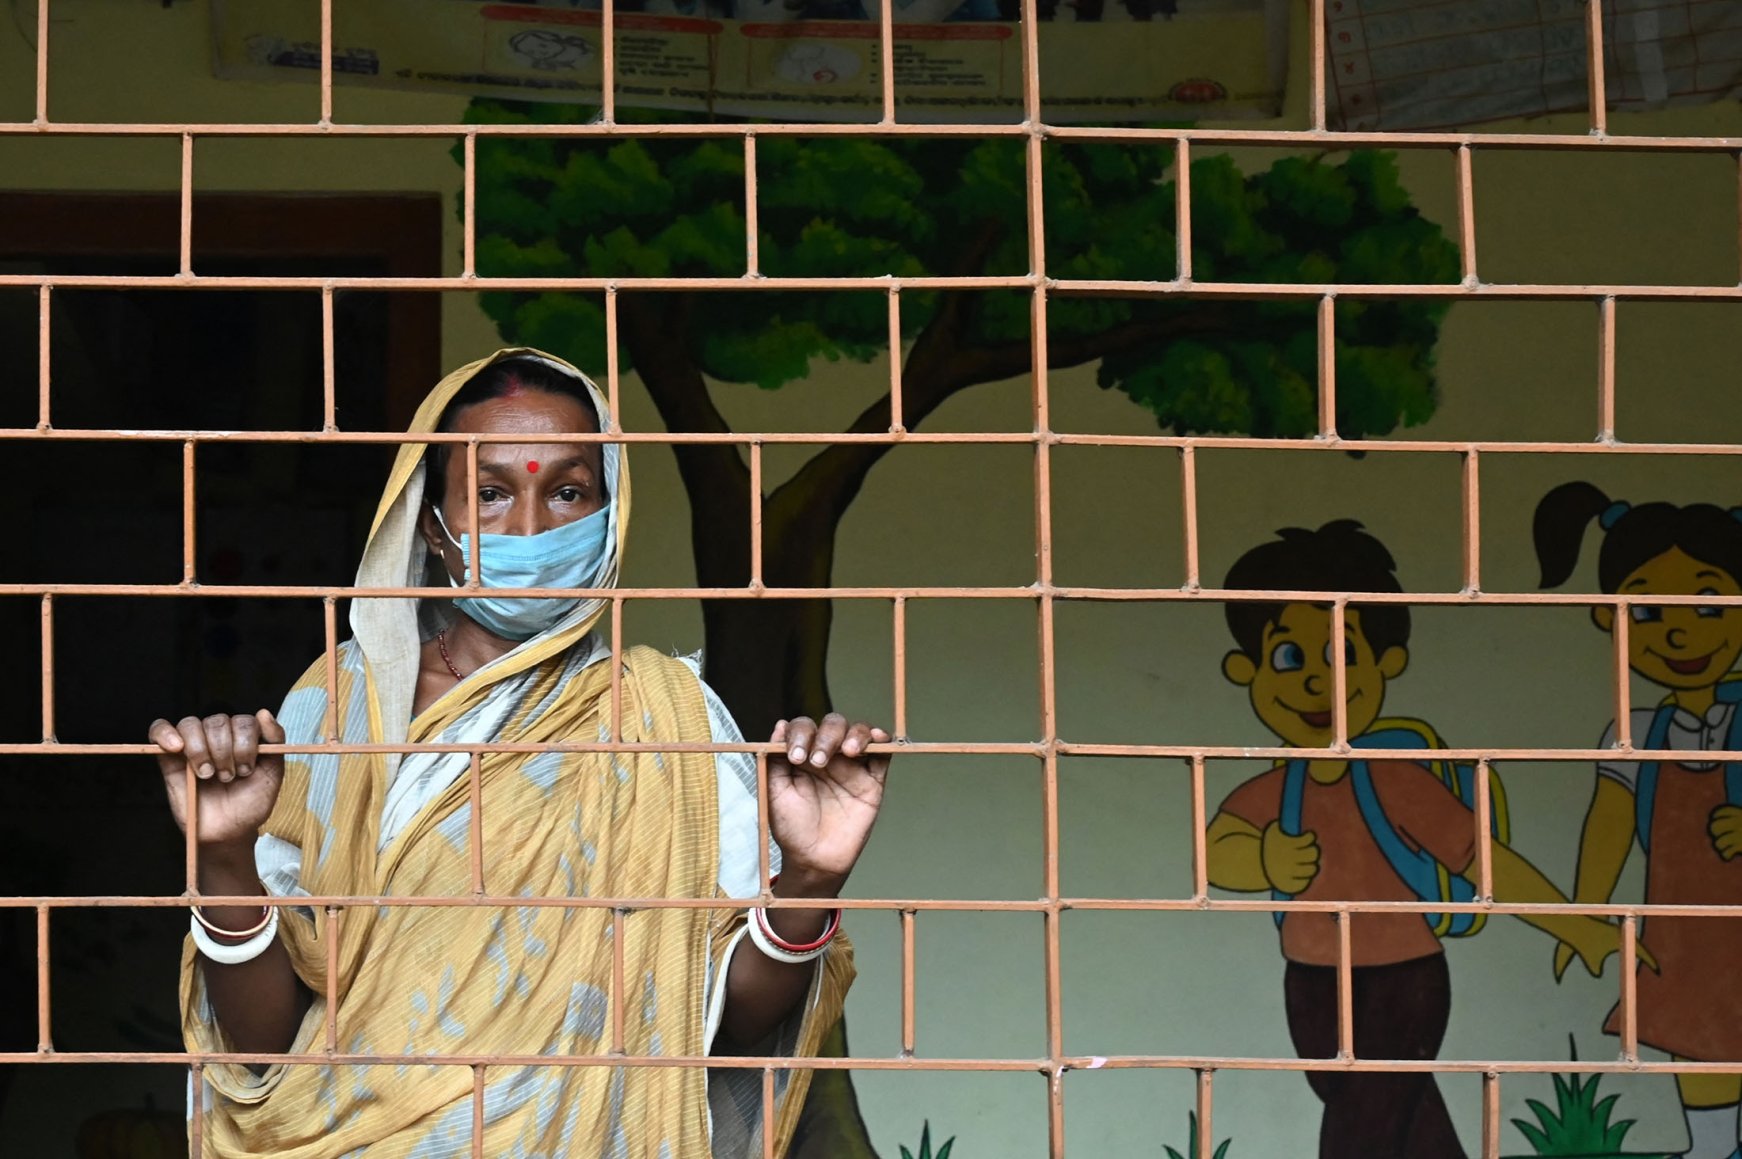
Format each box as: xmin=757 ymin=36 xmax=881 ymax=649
xmin=1599 ymin=500 xmax=1632 ymax=531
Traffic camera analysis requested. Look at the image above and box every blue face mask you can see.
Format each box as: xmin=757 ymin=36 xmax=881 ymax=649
xmin=432 ymin=504 xmax=612 ymax=641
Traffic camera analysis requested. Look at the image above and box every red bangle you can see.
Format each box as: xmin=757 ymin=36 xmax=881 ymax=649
xmin=754 ymin=905 xmax=841 ymax=954
xmin=758 ymin=873 xmax=843 ymax=954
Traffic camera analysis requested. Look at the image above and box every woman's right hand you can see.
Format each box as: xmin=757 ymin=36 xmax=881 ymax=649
xmin=148 ymin=710 xmax=286 ymax=847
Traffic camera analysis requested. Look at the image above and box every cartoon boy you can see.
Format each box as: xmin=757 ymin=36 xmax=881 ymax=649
xmin=1205 ymin=521 xmax=1635 ymax=1159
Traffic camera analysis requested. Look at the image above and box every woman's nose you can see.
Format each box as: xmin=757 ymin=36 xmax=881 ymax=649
xmin=507 ymin=503 xmax=544 ymax=537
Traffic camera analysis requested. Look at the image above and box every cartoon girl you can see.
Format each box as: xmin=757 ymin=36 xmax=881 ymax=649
xmin=1535 ymin=481 xmax=1742 ymax=1159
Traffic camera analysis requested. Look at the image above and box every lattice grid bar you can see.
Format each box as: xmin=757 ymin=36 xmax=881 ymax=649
xmin=9 ymin=0 xmax=1742 ymax=1156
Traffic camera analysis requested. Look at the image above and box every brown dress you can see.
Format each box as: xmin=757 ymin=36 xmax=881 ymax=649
xmin=1603 ymin=757 xmax=1742 ymax=1061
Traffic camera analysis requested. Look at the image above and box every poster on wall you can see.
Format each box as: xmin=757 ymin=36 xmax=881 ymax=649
xmin=1327 ymin=0 xmax=1742 ymax=131
xmin=211 ymin=0 xmax=1291 ymax=122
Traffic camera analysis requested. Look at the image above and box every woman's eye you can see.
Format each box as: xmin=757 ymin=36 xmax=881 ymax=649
xmin=556 ymin=487 xmax=584 ymax=503
xmin=478 ymin=487 xmax=505 ymax=504
xmin=1270 ymin=642 xmax=1305 ymax=672
xmin=1630 ymin=604 xmax=1662 ymax=623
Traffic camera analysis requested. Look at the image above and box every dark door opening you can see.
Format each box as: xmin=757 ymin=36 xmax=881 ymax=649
xmin=0 ymin=194 xmax=441 ymax=1154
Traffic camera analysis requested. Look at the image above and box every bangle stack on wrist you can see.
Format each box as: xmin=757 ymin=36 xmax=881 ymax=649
xmin=190 ymin=904 xmax=280 ymax=966
xmin=746 ymin=874 xmax=842 ymax=965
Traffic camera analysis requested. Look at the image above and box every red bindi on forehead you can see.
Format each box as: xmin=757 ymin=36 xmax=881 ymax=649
xmin=526 ymin=460 xmax=540 ymax=473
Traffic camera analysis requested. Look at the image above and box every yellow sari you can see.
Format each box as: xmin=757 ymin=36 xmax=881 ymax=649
xmin=181 ymin=348 xmax=853 ymax=1158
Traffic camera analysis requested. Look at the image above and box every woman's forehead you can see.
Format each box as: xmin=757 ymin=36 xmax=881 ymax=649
xmin=449 ymin=389 xmax=600 ymax=435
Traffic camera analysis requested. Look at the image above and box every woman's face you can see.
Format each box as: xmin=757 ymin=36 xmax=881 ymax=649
xmin=1595 ymin=547 xmax=1742 ymax=690
xmin=419 ymin=387 xmax=607 ymax=580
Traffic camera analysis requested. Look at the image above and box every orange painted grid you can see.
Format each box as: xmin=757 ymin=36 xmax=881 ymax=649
xmin=8 ymin=0 xmax=1742 ymax=1156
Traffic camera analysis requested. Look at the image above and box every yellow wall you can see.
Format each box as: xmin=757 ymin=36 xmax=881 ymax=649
xmin=4 ymin=2 xmax=1742 ymax=1154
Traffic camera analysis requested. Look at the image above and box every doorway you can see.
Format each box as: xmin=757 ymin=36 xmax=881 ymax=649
xmin=0 ymin=192 xmax=441 ymax=1153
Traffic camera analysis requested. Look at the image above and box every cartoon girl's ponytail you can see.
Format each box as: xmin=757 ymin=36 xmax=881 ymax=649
xmin=1534 ymin=480 xmax=1620 ymax=588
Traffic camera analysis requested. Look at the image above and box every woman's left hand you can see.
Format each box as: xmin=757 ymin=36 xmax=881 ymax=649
xmin=767 ymin=714 xmax=891 ymax=887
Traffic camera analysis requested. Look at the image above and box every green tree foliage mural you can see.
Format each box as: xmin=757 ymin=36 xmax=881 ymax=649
xmin=462 ymin=103 xmax=1459 ymax=1157
xmin=464 ymin=102 xmax=1459 ymax=734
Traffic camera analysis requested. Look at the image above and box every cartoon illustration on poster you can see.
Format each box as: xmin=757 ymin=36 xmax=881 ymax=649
xmin=507 ymin=28 xmax=598 ymax=68
xmin=773 ymin=41 xmax=864 ymax=84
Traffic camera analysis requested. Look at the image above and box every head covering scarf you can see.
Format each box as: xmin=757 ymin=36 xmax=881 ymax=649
xmin=180 ymin=349 xmax=851 ymax=1158
xmin=354 ymin=347 xmax=629 ymax=762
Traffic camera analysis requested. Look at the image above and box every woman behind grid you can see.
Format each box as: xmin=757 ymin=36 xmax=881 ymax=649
xmin=147 ymin=349 xmax=891 ymax=1158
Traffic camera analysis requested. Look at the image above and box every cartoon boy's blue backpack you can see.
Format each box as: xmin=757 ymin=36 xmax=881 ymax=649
xmin=1633 ymin=678 xmax=1742 ymax=852
xmin=1274 ymin=718 xmax=1509 ymax=938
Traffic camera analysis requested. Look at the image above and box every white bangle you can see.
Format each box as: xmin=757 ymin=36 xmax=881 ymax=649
xmin=190 ymin=905 xmax=280 ymax=966
xmin=746 ymin=907 xmax=833 ymax=965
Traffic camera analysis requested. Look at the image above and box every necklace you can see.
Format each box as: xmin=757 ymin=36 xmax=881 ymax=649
xmin=436 ymin=630 xmax=465 ymax=680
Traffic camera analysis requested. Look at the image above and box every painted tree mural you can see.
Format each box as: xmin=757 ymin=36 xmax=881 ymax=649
xmin=461 ymin=104 xmax=1460 ymax=1157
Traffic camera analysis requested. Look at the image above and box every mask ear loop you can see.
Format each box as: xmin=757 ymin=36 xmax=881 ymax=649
xmin=430 ymin=506 xmax=463 ymax=551
xmin=428 ymin=507 xmax=466 ymax=588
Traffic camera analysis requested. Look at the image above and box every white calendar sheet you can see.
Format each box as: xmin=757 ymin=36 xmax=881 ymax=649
xmin=1327 ymin=0 xmax=1742 ymax=131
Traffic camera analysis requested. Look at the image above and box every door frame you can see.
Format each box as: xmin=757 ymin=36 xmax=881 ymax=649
xmin=0 ymin=191 xmax=443 ymax=426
